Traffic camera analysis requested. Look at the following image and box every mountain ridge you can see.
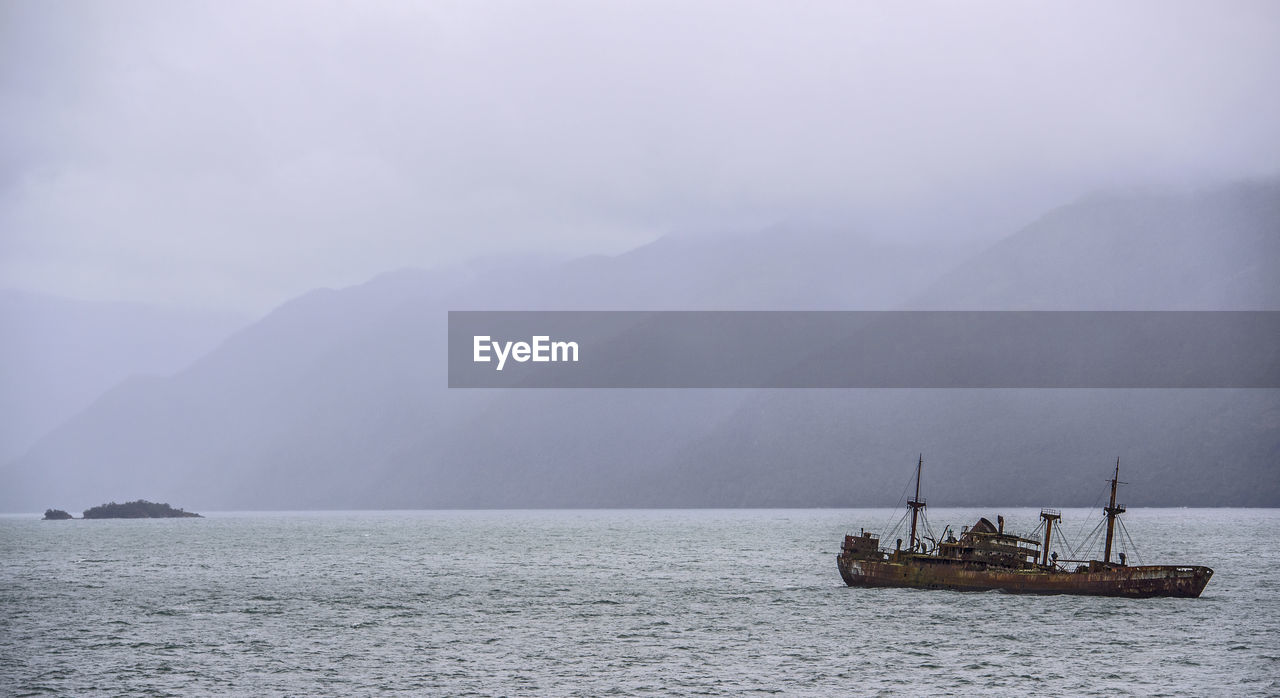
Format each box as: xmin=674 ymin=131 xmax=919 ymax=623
xmin=4 ymin=179 xmax=1277 ymax=511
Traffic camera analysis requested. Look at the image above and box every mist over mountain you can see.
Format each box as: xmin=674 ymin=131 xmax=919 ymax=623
xmin=3 ymin=180 xmax=1277 ymax=512
xmin=0 ymin=292 xmax=245 ymax=462
xmin=909 ymin=178 xmax=1280 ymax=310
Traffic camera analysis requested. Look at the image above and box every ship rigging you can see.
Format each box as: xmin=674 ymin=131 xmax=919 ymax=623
xmin=837 ymin=457 xmax=1213 ymax=597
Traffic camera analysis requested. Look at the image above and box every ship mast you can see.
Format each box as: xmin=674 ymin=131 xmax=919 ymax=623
xmin=1102 ymin=457 xmax=1126 ymax=564
xmin=1040 ymin=509 xmax=1061 ymax=566
xmin=907 ymin=454 xmax=925 ymax=553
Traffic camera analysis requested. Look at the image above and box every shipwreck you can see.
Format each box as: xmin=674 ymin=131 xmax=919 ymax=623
xmin=837 ymin=457 xmax=1213 ymax=598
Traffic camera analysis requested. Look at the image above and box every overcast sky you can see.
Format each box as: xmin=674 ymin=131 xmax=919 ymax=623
xmin=2 ymin=1 xmax=1278 ymax=315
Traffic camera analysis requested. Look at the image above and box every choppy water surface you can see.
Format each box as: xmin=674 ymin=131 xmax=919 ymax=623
xmin=2 ymin=508 xmax=1277 ymax=696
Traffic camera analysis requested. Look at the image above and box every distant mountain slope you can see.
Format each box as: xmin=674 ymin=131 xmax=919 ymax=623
xmin=2 ymin=229 xmax=969 ymax=511
xmin=3 ymin=179 xmax=1277 ymax=511
xmin=646 ymin=388 xmax=1280 ymax=507
xmin=0 ymin=291 xmax=245 ymax=461
xmin=644 ymin=179 xmax=1280 ymax=507
xmin=909 ymin=178 xmax=1280 ymax=309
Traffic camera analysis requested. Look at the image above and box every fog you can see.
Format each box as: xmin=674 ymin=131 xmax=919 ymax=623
xmin=2 ymin=3 xmax=1278 ymax=511
xmin=3 ymin=1 xmax=1278 ymax=314
xmin=5 ymin=179 xmax=1279 ymax=511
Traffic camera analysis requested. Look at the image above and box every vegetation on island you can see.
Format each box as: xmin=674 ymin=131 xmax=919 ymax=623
xmin=81 ymin=500 xmax=202 ymax=519
xmin=43 ymin=508 xmax=73 ymax=520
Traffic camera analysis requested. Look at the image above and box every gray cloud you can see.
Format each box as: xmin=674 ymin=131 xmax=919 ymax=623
xmin=2 ymin=0 xmax=1278 ymax=314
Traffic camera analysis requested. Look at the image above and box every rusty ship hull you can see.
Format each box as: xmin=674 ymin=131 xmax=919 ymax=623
xmin=837 ymin=554 xmax=1213 ymax=598
xmin=837 ymin=457 xmax=1214 ymax=598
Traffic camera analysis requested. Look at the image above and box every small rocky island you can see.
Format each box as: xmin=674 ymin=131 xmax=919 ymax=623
xmin=84 ymin=500 xmax=202 ymax=518
xmin=42 ymin=500 xmax=202 ymax=519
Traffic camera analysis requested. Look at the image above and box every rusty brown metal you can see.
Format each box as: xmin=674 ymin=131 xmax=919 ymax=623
xmin=837 ymin=458 xmax=1214 ymax=598
xmin=836 ymin=553 xmax=1213 ymax=597
xmin=1039 ymin=509 xmax=1061 ymax=566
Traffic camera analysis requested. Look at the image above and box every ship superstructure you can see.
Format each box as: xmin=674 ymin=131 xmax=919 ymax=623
xmin=836 ymin=457 xmax=1213 ymax=598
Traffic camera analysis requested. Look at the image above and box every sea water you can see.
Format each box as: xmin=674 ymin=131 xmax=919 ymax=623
xmin=2 ymin=508 xmax=1277 ymax=696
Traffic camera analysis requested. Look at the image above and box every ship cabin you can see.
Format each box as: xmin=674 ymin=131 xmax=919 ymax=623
xmin=840 ymin=529 xmax=887 ymax=561
xmin=936 ymin=516 xmax=1041 ymax=569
